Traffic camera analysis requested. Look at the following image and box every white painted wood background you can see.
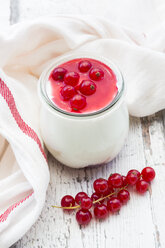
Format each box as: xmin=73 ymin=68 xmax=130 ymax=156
xmin=0 ymin=0 xmax=164 ymax=247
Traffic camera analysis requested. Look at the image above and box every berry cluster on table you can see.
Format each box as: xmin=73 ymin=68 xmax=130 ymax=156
xmin=53 ymin=167 xmax=155 ymax=225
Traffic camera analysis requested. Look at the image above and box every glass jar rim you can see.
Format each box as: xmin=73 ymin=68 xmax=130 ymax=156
xmin=39 ymin=52 xmax=124 ymax=117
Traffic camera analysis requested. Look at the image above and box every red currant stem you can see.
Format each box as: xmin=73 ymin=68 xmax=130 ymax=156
xmin=52 ymin=185 xmax=128 ymax=210
xmin=52 ymin=205 xmax=80 ymax=209
xmin=94 ymin=185 xmax=128 ymax=204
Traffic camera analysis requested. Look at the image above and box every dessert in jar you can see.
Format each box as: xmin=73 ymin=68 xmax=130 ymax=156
xmin=38 ymin=53 xmax=129 ymax=168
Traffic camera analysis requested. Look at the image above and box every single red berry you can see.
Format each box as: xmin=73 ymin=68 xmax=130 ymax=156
xmin=102 ymin=186 xmax=114 ymax=196
xmin=70 ymin=94 xmax=86 ymax=111
xmin=122 ymin=175 xmax=128 ymax=187
xmin=141 ymin=167 xmax=155 ymax=182
xmin=61 ymin=195 xmax=75 ymax=208
xmin=60 ymin=85 xmax=76 ymax=100
xmin=117 ymin=189 xmax=130 ymax=204
xmin=89 ymin=68 xmax=104 ymax=81
xmin=64 ymin=72 xmax=80 ymax=86
xmin=81 ymin=197 xmax=93 ymax=210
xmin=126 ymin=169 xmax=140 ymax=185
xmin=91 ymin=192 xmax=104 ymax=205
xmin=93 ymin=178 xmax=109 ymax=195
xmin=75 ymin=192 xmax=88 ymax=205
xmin=128 ymin=169 xmax=141 ymax=176
xmin=136 ymin=179 xmax=149 ymax=194
xmin=94 ymin=204 xmax=108 ymax=219
xmin=52 ymin=67 xmax=67 ymax=81
xmin=78 ymin=60 xmax=92 ymax=73
xmin=75 ymin=84 xmax=80 ymax=91
xmin=79 ymin=80 xmax=96 ymax=96
xmin=108 ymin=173 xmax=123 ymax=188
xmin=76 ymin=209 xmax=92 ymax=225
xmin=107 ymin=197 xmax=121 ymax=212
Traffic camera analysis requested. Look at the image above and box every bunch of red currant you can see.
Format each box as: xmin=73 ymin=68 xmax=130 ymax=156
xmin=53 ymin=167 xmax=155 ymax=225
xmin=51 ymin=60 xmax=104 ymax=111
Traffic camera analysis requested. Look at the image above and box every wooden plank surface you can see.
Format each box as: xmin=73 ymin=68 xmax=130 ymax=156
xmin=3 ymin=0 xmax=165 ymax=247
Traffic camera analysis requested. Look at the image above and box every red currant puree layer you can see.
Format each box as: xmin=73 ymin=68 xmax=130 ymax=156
xmin=49 ymin=58 xmax=118 ymax=113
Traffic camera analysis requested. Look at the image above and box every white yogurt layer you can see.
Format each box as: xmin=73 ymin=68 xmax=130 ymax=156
xmin=39 ymin=95 xmax=129 ymax=168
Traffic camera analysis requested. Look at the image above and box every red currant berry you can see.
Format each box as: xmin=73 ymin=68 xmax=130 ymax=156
xmin=89 ymin=68 xmax=104 ymax=81
xmin=64 ymin=72 xmax=80 ymax=86
xmin=128 ymin=169 xmax=141 ymax=175
xmin=108 ymin=173 xmax=123 ymax=188
xmin=61 ymin=195 xmax=75 ymax=208
xmin=75 ymin=192 xmax=88 ymax=205
xmin=107 ymin=197 xmax=121 ymax=212
xmin=78 ymin=60 xmax=92 ymax=73
xmin=75 ymin=84 xmax=80 ymax=91
xmin=52 ymin=67 xmax=67 ymax=81
xmin=122 ymin=175 xmax=128 ymax=187
xmin=136 ymin=179 xmax=149 ymax=194
xmin=60 ymin=85 xmax=76 ymax=100
xmin=79 ymin=80 xmax=96 ymax=96
xmin=126 ymin=169 xmax=140 ymax=185
xmin=70 ymin=94 xmax=86 ymax=111
xmin=102 ymin=186 xmax=114 ymax=196
xmin=141 ymin=167 xmax=155 ymax=182
xmin=76 ymin=209 xmax=92 ymax=225
xmin=94 ymin=204 xmax=108 ymax=219
xmin=117 ymin=189 xmax=130 ymax=204
xmin=81 ymin=197 xmax=93 ymax=210
xmin=93 ymin=178 xmax=109 ymax=195
xmin=91 ymin=192 xmax=104 ymax=204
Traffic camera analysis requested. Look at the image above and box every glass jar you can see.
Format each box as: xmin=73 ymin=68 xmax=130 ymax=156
xmin=38 ymin=53 xmax=129 ymax=168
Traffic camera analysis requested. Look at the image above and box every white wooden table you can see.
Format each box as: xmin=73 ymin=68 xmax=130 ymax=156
xmin=1 ymin=1 xmax=164 ymax=247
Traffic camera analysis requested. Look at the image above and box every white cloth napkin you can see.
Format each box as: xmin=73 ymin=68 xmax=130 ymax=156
xmin=0 ymin=13 xmax=165 ymax=247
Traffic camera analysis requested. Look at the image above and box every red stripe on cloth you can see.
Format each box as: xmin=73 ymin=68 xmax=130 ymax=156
xmin=0 ymin=193 xmax=33 ymax=222
xmin=0 ymin=78 xmax=47 ymax=160
xmin=0 ymin=78 xmax=47 ymax=223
